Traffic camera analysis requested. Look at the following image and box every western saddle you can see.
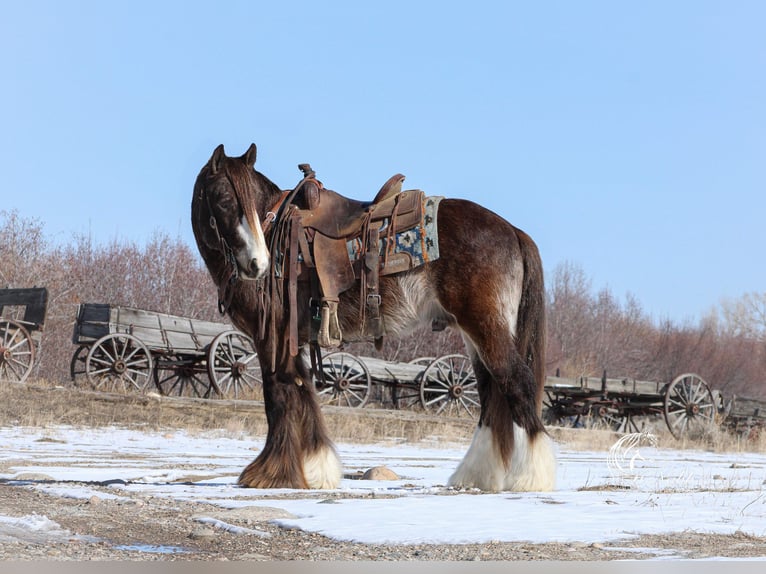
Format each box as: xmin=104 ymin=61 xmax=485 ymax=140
xmin=266 ymin=164 xmax=426 ymax=357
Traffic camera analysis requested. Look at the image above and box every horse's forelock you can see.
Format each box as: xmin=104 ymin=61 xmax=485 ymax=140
xmin=223 ymin=159 xmax=264 ymax=232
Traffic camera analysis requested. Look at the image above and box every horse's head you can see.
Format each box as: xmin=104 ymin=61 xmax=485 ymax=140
xmin=192 ymin=143 xmax=278 ymax=282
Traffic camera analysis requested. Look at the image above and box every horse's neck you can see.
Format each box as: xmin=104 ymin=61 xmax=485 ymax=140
xmin=253 ymin=172 xmax=284 ymax=215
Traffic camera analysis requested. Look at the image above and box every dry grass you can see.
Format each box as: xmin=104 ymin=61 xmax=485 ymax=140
xmin=1 ymin=379 xmax=763 ymax=454
xmin=0 ymin=379 xmax=475 ymax=446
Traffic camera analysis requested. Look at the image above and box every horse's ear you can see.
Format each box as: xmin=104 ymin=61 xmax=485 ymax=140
xmin=209 ymin=144 xmax=226 ymax=175
xmin=242 ymin=143 xmax=257 ymax=167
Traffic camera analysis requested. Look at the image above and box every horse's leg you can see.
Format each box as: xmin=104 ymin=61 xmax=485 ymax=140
xmin=450 ymin=340 xmax=556 ymax=492
xmin=433 ymin=200 xmax=555 ymax=492
xmin=238 ymin=352 xmax=342 ymax=489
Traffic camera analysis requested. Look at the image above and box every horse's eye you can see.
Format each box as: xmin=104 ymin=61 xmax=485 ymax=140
xmin=218 ymin=198 xmax=236 ymax=211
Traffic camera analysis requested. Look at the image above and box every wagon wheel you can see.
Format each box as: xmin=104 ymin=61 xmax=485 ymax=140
xmin=664 ymin=373 xmax=716 ymax=439
xmin=154 ymin=354 xmax=212 ymax=398
xmin=542 ymin=391 xmax=577 ymax=427
xmin=85 ymin=333 xmax=153 ymax=393
xmin=420 ymin=354 xmax=479 ymax=418
xmin=315 ymin=351 xmax=371 ymax=408
xmin=69 ymin=344 xmax=89 ymax=385
xmin=207 ymin=330 xmax=261 ymax=399
xmin=586 ymin=403 xmax=628 ymax=432
xmin=392 ymin=357 xmax=436 ymax=409
xmin=0 ymin=319 xmax=35 ymax=383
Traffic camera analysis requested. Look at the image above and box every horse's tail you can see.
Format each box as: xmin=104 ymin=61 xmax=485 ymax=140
xmin=514 ymin=227 xmax=546 ymax=413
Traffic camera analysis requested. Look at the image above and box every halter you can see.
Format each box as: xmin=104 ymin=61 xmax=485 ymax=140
xmin=200 ymin=184 xmax=240 ymax=315
xmin=199 ymin=167 xmax=317 ymax=316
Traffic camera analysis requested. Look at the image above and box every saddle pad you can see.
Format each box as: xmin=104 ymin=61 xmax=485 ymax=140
xmin=346 ymin=195 xmax=443 ymax=270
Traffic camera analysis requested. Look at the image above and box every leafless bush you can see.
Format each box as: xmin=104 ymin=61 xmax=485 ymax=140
xmin=546 ymin=261 xmax=766 ymax=398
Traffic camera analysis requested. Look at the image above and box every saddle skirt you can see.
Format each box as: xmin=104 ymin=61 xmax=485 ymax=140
xmin=345 ymin=194 xmax=443 ymax=276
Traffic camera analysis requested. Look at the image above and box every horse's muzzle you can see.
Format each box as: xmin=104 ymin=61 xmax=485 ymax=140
xmin=240 ymin=258 xmax=267 ymax=281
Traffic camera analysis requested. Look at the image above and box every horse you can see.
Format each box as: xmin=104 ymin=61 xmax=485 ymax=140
xmin=191 ymin=143 xmax=556 ymax=492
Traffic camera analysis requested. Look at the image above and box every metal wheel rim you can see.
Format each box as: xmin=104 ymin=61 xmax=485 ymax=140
xmin=0 ymin=319 xmax=35 ymax=383
xmin=154 ymin=355 xmax=212 ymax=398
xmin=316 ymin=351 xmax=371 ymax=408
xmin=69 ymin=344 xmax=89 ymax=384
xmin=664 ymin=373 xmax=716 ymax=439
xmin=85 ymin=333 xmax=153 ymax=393
xmin=419 ymin=354 xmax=479 ymax=418
xmin=207 ymin=330 xmax=261 ymax=399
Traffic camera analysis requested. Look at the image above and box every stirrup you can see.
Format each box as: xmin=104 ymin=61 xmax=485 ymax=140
xmin=318 ymin=298 xmax=342 ymax=348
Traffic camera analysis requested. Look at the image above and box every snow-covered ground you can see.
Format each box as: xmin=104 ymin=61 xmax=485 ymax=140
xmin=0 ymin=426 xmax=764 ymax=552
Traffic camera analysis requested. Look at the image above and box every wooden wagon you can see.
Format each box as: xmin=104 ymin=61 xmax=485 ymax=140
xmin=316 ymin=349 xmax=765 ymax=438
xmin=542 ymin=372 xmax=720 ymax=438
xmin=720 ymin=394 xmax=766 ymax=440
xmin=70 ymin=303 xmax=261 ymax=399
xmin=0 ymin=287 xmax=48 ymax=383
xmin=314 ymin=351 xmax=480 ymax=417
xmin=543 ymin=370 xmax=766 ymax=440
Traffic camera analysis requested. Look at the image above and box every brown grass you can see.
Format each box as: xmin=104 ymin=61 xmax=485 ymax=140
xmin=0 ymin=379 xmax=475 ymax=445
xmin=2 ymin=379 xmax=764 ymax=454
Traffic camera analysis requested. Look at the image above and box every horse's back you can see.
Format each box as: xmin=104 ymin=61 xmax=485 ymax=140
xmin=431 ymin=198 xmax=539 ymax=285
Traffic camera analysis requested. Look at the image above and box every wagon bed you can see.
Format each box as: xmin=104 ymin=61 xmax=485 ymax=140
xmin=71 ymin=303 xmax=260 ymax=398
xmin=72 ymin=303 xmax=230 ymax=355
xmin=722 ymin=394 xmax=766 ymax=438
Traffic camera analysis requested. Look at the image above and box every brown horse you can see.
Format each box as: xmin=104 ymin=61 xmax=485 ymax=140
xmin=191 ymin=143 xmax=555 ymax=492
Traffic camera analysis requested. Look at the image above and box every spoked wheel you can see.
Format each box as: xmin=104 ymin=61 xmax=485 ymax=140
xmin=69 ymin=344 xmax=89 ymax=385
xmin=85 ymin=333 xmax=153 ymax=393
xmin=542 ymin=391 xmax=579 ymax=427
xmin=586 ymin=404 xmax=628 ymax=432
xmin=154 ymin=355 xmax=213 ymax=398
xmin=0 ymin=319 xmax=35 ymax=383
xmin=664 ymin=373 xmax=716 ymax=439
xmin=419 ymin=354 xmax=479 ymax=418
xmin=207 ymin=330 xmax=261 ymax=399
xmin=315 ymin=351 xmax=371 ymax=408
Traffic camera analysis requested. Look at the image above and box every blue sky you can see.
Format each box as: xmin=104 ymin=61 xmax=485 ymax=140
xmin=2 ymin=1 xmax=764 ymax=323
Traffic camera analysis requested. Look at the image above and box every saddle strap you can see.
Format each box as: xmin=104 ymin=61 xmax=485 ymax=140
xmin=288 ymin=210 xmax=302 ymax=358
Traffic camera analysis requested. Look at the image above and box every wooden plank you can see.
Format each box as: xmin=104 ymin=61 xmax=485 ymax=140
xmin=354 ymin=356 xmax=426 ymax=383
xmin=545 ymin=374 xmax=665 ymax=397
xmin=728 ymin=395 xmax=766 ymax=420
xmin=72 ymin=303 xmax=111 ymax=343
xmin=0 ymin=287 xmax=48 ymax=329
